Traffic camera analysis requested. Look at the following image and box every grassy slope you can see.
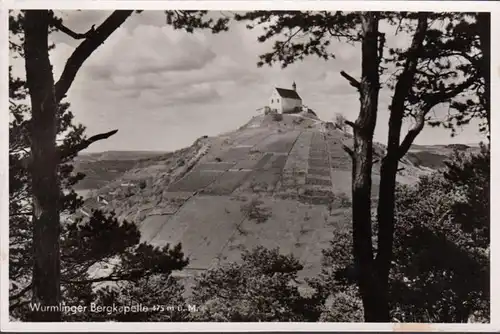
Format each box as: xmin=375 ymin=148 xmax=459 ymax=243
xmin=70 ymin=115 xmax=483 ymax=284
xmin=72 ymin=151 xmax=168 ymax=190
xmin=73 ymin=136 xmax=476 ymax=193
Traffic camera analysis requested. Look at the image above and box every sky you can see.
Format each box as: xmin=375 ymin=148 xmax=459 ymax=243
xmin=11 ymin=10 xmax=486 ymax=152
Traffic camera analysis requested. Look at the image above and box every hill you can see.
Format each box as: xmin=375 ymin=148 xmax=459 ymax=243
xmin=72 ymin=151 xmax=168 ymax=193
xmin=72 ymin=113 xmax=477 ymax=281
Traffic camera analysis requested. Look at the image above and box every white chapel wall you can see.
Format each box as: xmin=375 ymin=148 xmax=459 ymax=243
xmin=269 ymin=90 xmax=282 ymax=112
xmin=282 ymin=97 xmax=302 ymax=113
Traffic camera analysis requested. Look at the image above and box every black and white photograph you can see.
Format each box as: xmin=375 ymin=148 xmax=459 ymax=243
xmin=2 ymin=0 xmax=497 ymax=330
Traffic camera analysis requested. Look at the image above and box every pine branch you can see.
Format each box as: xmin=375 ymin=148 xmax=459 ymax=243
xmin=345 ymin=120 xmax=356 ymax=129
xmin=342 ymin=144 xmax=354 ymax=158
xmin=397 ymin=74 xmax=475 ymax=160
xmin=58 ymin=129 xmax=119 ymax=161
xmin=423 ymin=75 xmax=477 ymax=107
xmin=397 ymin=108 xmax=427 ymax=160
xmin=19 ymin=130 xmax=119 ymax=169
xmin=54 ymin=10 xmax=134 ymax=103
xmin=52 ymin=19 xmax=96 ymax=39
xmin=340 ymin=71 xmax=361 ymax=90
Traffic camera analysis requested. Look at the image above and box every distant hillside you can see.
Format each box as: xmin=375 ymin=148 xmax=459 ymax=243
xmin=73 ymin=151 xmax=167 ymax=191
xmin=73 ymin=143 xmax=475 ymax=193
xmin=71 ymin=113 xmax=454 ymax=283
xmin=67 ymin=112 xmax=484 ymax=296
xmin=76 ymin=150 xmax=168 ymax=162
xmin=72 ymin=129 xmax=479 ymax=196
xmin=407 ymin=143 xmax=481 ymax=169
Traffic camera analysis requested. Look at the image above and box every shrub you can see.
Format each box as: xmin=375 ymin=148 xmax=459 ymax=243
xmin=190 ymin=247 xmax=325 ymax=321
xmin=390 ymin=145 xmax=490 ymax=322
xmin=315 ymin=145 xmax=490 ymax=322
xmin=333 ymin=113 xmax=347 ymax=131
xmin=271 ymin=113 xmax=283 ymax=122
xmin=240 ymin=198 xmax=272 ymax=224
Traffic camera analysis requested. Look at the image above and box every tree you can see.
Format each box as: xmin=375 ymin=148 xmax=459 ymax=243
xmin=375 ymin=12 xmax=488 ymax=321
xmin=317 ymin=146 xmax=489 ymax=322
xmin=235 ymin=10 xmax=383 ymax=321
xmin=21 ymin=10 xmax=133 ymax=321
xmin=90 ymin=274 xmax=189 ymax=322
xmin=190 ymin=247 xmax=326 ymax=321
xmin=313 ymin=228 xmax=365 ymax=322
xmin=390 ymin=146 xmax=490 ymax=322
xmin=333 ymin=113 xmax=348 ymax=131
xmin=235 ymin=11 xmax=489 ymax=321
xmin=421 ymin=13 xmax=490 ymax=137
xmin=14 ymin=9 xmax=229 ymax=321
xmin=10 ymin=56 xmax=191 ymax=321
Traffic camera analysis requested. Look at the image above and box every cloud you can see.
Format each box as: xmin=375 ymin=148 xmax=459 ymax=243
xmin=50 ymin=10 xmax=114 ymax=47
xmin=85 ymin=25 xmax=217 ymax=81
xmin=136 ymin=82 xmax=222 ymax=108
xmin=29 ymin=10 xmax=485 ymax=153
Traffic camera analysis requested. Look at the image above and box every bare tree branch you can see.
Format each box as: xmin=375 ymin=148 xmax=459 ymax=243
xmin=423 ymin=75 xmax=477 ymax=107
xmin=19 ymin=129 xmax=119 ymax=169
xmin=52 ymin=19 xmax=96 ymax=40
xmin=340 ymin=70 xmax=361 ymax=90
xmin=397 ymin=108 xmax=427 ymax=160
xmin=342 ymin=144 xmax=354 ymax=158
xmin=397 ymin=73 xmax=477 ymax=160
xmin=54 ymin=10 xmax=134 ymax=103
xmin=58 ymin=129 xmax=119 ymax=161
xmin=377 ymin=32 xmax=386 ymax=63
xmin=345 ymin=120 xmax=356 ymax=129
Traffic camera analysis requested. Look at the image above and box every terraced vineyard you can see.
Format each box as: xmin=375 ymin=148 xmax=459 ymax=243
xmin=77 ymin=114 xmax=439 ymax=281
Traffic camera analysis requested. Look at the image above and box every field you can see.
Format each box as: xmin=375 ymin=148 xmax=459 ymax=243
xmin=70 ymin=114 xmax=480 ymax=280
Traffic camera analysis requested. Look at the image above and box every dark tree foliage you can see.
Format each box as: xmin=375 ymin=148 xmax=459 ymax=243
xmin=235 ymin=11 xmax=361 ymax=68
xmin=190 ymin=247 xmax=326 ymax=322
xmin=236 ymin=11 xmax=488 ymax=139
xmin=317 ymin=147 xmax=490 ymax=322
xmin=442 ymin=144 xmax=490 ymax=248
xmin=10 ymin=9 xmax=228 ymax=321
xmin=165 ymin=10 xmax=229 ymax=33
xmin=390 ymin=146 xmax=489 ymax=322
xmin=90 ymin=275 xmax=188 ymax=322
xmin=312 ymin=228 xmax=365 ymax=322
xmin=385 ymin=13 xmax=490 ymax=137
xmin=235 ymin=10 xmax=489 ymax=321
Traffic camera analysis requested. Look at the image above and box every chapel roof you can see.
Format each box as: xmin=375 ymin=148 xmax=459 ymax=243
xmin=275 ymin=87 xmax=302 ymax=100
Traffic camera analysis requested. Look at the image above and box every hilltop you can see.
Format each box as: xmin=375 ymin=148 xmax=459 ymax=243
xmin=72 ymin=113 xmax=477 ymax=281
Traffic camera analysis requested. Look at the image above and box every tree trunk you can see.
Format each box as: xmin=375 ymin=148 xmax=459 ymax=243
xmin=24 ymin=10 xmax=61 ymax=321
xmin=373 ymin=158 xmax=398 ymax=320
xmin=349 ymin=12 xmax=381 ymax=322
xmin=373 ymin=13 xmax=428 ymax=322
